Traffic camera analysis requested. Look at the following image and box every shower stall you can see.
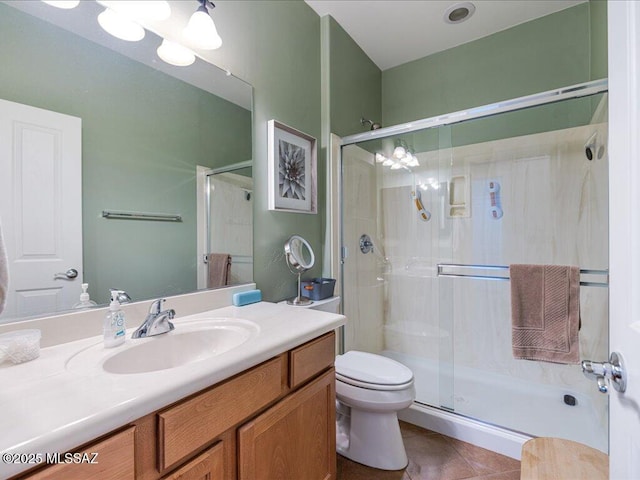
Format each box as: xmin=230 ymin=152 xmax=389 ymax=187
xmin=336 ymin=80 xmax=609 ymax=458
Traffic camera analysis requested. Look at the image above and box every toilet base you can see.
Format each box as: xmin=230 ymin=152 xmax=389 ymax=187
xmin=337 ymin=408 xmax=408 ymax=471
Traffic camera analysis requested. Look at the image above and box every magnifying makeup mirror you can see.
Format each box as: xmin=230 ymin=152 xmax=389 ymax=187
xmin=284 ymin=235 xmax=315 ymax=306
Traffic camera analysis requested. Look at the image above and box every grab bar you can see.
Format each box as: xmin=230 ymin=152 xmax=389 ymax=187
xmin=436 ymin=263 xmax=609 ymax=287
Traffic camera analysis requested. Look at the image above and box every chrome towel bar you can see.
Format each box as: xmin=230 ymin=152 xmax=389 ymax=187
xmin=436 ymin=263 xmax=609 ymax=287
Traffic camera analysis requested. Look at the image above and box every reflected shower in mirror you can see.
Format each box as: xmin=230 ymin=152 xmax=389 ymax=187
xmin=198 ymin=163 xmax=253 ymax=290
xmin=0 ymin=1 xmax=253 ymax=324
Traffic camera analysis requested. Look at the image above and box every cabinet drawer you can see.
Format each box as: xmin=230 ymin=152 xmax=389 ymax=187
xmin=158 ymin=356 xmax=284 ymax=471
xmin=24 ymin=426 xmax=135 ymax=480
xmin=161 ymin=442 xmax=224 ymax=480
xmin=289 ymin=331 xmax=335 ymax=389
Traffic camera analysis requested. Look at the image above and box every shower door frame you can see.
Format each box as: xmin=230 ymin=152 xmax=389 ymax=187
xmin=331 ymin=78 xmax=609 ymax=351
xmin=328 ymin=78 xmax=610 ymax=457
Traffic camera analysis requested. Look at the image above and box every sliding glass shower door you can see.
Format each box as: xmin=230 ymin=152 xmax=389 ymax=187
xmin=340 ymin=89 xmax=609 ymax=452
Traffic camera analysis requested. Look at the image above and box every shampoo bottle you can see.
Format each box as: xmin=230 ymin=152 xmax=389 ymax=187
xmin=104 ymin=291 xmax=126 ymax=348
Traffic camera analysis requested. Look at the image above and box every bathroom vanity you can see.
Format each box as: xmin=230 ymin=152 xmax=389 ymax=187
xmin=0 ymin=297 xmax=344 ymax=480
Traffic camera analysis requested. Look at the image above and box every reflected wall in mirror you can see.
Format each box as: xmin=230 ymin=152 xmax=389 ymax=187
xmin=0 ymin=1 xmax=253 ymax=323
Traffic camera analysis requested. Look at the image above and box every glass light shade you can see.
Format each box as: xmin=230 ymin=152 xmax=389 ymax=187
xmin=390 ymin=162 xmax=403 ymax=170
xmin=100 ymin=1 xmax=171 ymax=21
xmin=375 ymin=153 xmax=386 ymax=163
xmin=98 ymin=8 xmax=145 ymax=42
xmin=42 ymin=0 xmax=80 ymax=8
xmin=183 ymin=7 xmax=222 ymax=50
xmin=408 ymin=157 xmax=420 ymax=167
xmin=157 ymin=40 xmax=195 ymax=66
xmin=382 ymin=159 xmax=394 ymax=167
xmin=393 ymin=145 xmax=406 ymax=158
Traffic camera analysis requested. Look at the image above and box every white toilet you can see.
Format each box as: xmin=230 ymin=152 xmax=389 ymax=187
xmin=286 ymin=296 xmax=416 ymax=471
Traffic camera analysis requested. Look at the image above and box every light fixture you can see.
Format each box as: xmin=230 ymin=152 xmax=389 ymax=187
xmin=183 ymin=0 xmax=222 ymax=50
xmin=157 ymin=40 xmax=196 ymax=67
xmin=444 ymin=2 xmax=476 ymax=24
xmin=393 ymin=145 xmax=406 ymax=159
xmin=41 ymin=0 xmax=80 ymax=8
xmin=375 ymin=153 xmax=386 ymax=163
xmin=98 ymin=8 xmax=145 ymax=42
xmin=99 ymin=1 xmax=171 ymax=22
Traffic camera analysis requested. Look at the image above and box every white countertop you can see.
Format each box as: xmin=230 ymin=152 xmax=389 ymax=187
xmin=0 ymin=301 xmax=345 ymax=479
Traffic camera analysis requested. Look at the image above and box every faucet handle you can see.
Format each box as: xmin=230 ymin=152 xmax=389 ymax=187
xmin=149 ymin=298 xmax=165 ymax=314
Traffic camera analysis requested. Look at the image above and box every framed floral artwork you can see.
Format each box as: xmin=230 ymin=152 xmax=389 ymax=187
xmin=267 ymin=120 xmax=317 ymax=214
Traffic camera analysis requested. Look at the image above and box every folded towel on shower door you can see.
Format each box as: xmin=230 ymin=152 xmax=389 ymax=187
xmin=207 ymin=253 xmax=232 ymax=288
xmin=510 ymin=264 xmax=580 ymax=364
xmin=0 ymin=221 xmax=8 ymax=315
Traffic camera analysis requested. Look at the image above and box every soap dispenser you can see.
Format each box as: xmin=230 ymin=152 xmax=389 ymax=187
xmin=103 ymin=290 xmax=126 ymax=348
xmin=72 ymin=283 xmax=98 ymax=309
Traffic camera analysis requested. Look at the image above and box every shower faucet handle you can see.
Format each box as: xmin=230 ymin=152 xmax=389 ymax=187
xmin=581 ymin=352 xmax=627 ymax=394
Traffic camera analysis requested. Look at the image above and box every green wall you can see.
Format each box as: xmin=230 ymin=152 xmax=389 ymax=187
xmin=0 ymin=4 xmax=251 ymax=304
xmin=381 ymin=2 xmax=605 ymax=127
xmin=195 ymin=1 xmax=323 ymax=301
xmin=326 ymin=17 xmax=382 ymax=137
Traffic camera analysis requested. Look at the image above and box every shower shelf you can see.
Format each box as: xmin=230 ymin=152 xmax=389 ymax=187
xmin=436 ymin=263 xmax=609 ymax=287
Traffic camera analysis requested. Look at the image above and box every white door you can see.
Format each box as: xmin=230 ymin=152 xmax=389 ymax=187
xmin=0 ymin=99 xmax=82 ymax=320
xmin=608 ymin=2 xmax=640 ymax=478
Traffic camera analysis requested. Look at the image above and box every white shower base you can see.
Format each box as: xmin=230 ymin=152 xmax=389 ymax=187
xmin=384 ymin=350 xmax=608 ymax=459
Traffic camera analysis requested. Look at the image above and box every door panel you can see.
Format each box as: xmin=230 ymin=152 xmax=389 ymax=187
xmin=0 ymin=98 xmax=82 ymax=320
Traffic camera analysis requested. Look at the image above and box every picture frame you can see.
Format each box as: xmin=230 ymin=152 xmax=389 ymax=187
xmin=267 ymin=119 xmax=317 ymax=214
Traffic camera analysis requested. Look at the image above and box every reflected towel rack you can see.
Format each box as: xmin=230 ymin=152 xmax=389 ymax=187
xmin=102 ymin=210 xmax=182 ymax=222
xmin=437 ymin=263 xmax=609 ymax=287
xmin=203 ymin=254 xmax=253 ymax=265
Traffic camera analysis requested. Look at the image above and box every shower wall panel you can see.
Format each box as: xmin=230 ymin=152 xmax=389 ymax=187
xmin=376 ymin=121 xmax=608 ymax=450
xmin=341 ymin=145 xmax=385 ymax=353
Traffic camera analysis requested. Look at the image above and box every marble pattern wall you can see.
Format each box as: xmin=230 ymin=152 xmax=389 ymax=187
xmin=341 ymin=145 xmax=385 ymax=353
xmin=377 ymin=122 xmax=608 ymax=439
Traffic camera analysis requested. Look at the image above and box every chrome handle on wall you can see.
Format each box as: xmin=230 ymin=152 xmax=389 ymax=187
xmin=360 ymin=234 xmax=374 ymax=254
xmin=53 ymin=268 xmax=78 ymax=280
xmin=582 ymin=352 xmax=627 ymax=394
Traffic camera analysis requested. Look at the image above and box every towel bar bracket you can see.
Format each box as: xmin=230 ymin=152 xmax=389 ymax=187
xmin=581 ymin=351 xmax=626 ymax=394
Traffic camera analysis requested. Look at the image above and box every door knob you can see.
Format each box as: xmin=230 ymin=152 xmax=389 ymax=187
xmin=582 ymin=351 xmax=626 ymax=394
xmin=53 ymin=268 xmax=78 ymax=280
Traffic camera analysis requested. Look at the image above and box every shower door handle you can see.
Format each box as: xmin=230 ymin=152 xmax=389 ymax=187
xmin=581 ymin=352 xmax=627 ymax=394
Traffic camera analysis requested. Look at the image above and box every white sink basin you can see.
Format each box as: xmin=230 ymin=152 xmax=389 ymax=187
xmin=66 ymin=318 xmax=259 ymax=375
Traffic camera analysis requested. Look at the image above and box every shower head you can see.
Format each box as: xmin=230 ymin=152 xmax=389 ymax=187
xmin=360 ymin=117 xmax=381 ymax=130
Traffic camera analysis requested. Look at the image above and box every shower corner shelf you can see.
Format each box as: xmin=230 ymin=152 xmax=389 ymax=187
xmin=447 ymin=175 xmax=471 ymax=218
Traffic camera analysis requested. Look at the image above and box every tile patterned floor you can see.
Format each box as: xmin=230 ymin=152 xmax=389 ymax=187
xmin=337 ymin=421 xmax=521 ymax=480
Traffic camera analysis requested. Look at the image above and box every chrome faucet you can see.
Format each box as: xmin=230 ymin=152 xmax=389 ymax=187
xmin=132 ymin=298 xmax=175 ymax=339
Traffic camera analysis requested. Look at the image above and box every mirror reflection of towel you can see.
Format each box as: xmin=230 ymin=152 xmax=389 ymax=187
xmin=207 ymin=253 xmax=231 ymax=288
xmin=0 ymin=222 xmax=7 ymax=315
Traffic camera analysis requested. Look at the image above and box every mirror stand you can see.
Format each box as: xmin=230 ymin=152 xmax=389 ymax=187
xmin=287 ymin=271 xmax=313 ymax=306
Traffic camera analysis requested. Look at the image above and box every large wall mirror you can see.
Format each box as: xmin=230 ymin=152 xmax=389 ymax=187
xmin=0 ymin=1 xmax=253 ymax=323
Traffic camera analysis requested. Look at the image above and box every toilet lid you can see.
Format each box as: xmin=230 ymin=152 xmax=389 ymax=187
xmin=335 ymin=351 xmax=413 ymax=386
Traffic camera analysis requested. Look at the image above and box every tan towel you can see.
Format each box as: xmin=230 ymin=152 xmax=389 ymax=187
xmin=0 ymin=221 xmax=7 ymax=315
xmin=510 ymin=264 xmax=580 ymax=364
xmin=207 ymin=253 xmax=231 ymax=288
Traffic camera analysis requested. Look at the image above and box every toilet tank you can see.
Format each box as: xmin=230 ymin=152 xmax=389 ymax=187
xmin=278 ymin=295 xmax=341 ymax=313
xmin=307 ymin=296 xmax=341 ymax=313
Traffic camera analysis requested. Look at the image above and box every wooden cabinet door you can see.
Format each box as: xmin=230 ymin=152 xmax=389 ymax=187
xmin=238 ymin=369 xmax=336 ymax=480
xmin=161 ymin=443 xmax=224 ymax=480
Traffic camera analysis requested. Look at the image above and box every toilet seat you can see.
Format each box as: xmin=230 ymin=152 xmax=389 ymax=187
xmin=336 ymin=351 xmax=414 ymax=391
